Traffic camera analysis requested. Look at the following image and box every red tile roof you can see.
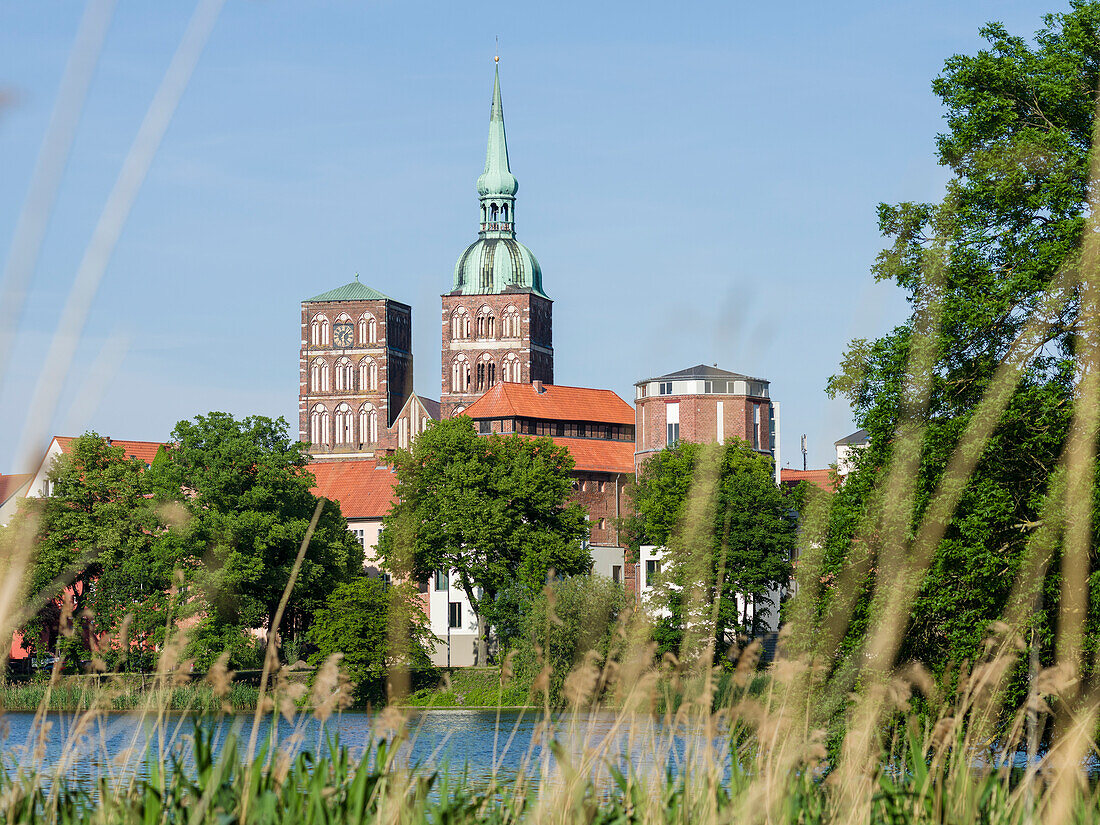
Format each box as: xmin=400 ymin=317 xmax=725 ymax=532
xmin=462 ymin=381 xmax=634 ymax=425
xmin=780 ymin=468 xmax=836 ymax=492
xmin=307 ymin=459 xmax=397 ymax=520
xmin=551 ymin=437 xmax=635 ymax=475
xmin=0 ymin=474 xmax=32 ymax=504
xmin=54 ymin=436 xmax=165 ymax=465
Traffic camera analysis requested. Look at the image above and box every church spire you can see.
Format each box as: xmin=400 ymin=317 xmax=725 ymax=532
xmin=476 ymin=63 xmax=518 ymax=238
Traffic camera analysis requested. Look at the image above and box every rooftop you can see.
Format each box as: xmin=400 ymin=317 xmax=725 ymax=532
xmin=462 ymin=381 xmax=634 ymax=426
xmin=834 ymin=428 xmax=869 ymax=447
xmin=780 ymin=468 xmax=836 ymax=492
xmin=0 ymin=474 xmax=32 ymax=504
xmin=637 ymin=364 xmax=768 ymax=386
xmin=305 ymin=280 xmax=395 ymax=303
xmin=54 ymin=436 xmax=166 ymax=466
xmin=307 ymin=459 xmax=397 ymax=521
xmin=552 ymin=438 xmax=635 ymax=475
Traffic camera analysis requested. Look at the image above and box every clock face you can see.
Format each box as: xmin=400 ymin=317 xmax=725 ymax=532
xmin=334 ymin=323 xmax=353 ymax=348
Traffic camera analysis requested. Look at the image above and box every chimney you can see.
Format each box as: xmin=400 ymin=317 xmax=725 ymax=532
xmin=533 ymin=380 xmax=544 ymax=394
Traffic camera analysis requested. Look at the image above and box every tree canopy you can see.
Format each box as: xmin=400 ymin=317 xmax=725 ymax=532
xmin=821 ymin=3 xmax=1100 ymax=677
xmin=378 ymin=417 xmax=590 ymax=662
xmin=625 ymin=439 xmax=797 ymax=656
xmin=148 ymin=413 xmax=363 ymax=667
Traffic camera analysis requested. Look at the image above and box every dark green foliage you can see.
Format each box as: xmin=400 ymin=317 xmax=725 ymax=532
xmin=514 ymin=575 xmax=625 ymax=704
xmin=626 ymin=439 xmax=797 ymax=653
xmin=822 ymin=3 xmax=1100 ymax=681
xmin=10 ymin=433 xmax=173 ymax=669
xmin=307 ymin=577 xmax=435 ymax=704
xmin=378 ymin=417 xmax=590 ymax=655
xmin=148 ymin=413 xmax=363 ymax=668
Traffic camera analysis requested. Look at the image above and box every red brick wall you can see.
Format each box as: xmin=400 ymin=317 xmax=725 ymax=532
xmin=439 ymin=293 xmax=553 ymax=419
xmin=299 ymin=298 xmax=412 ymax=455
xmin=634 ymin=393 xmax=772 ymax=473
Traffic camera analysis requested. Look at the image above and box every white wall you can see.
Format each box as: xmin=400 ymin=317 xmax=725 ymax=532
xmin=427 ymin=571 xmax=479 ymax=667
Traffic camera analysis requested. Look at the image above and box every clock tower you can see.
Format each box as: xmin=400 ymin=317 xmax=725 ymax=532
xmin=299 ymin=279 xmax=412 ymax=458
xmin=440 ymin=64 xmax=553 ymax=418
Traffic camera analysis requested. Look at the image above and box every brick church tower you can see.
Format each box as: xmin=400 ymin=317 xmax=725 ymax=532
xmin=440 ymin=64 xmax=553 ymax=418
xmin=299 ymin=279 xmax=412 ymax=458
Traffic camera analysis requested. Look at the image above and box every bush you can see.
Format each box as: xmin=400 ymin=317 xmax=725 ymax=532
xmin=512 ymin=575 xmax=624 ymax=705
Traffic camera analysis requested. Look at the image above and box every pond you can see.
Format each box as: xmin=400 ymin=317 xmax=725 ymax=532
xmin=0 ymin=708 xmax=726 ymax=787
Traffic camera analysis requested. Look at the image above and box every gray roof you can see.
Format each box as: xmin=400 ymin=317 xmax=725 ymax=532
xmin=834 ymin=428 xmax=869 ymax=446
xmin=635 ymin=364 xmax=768 ymax=386
xmin=419 ymin=397 xmax=441 ymax=421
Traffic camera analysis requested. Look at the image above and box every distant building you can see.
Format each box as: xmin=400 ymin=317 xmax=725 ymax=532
xmin=634 ymin=364 xmax=774 ymax=473
xmin=0 ymin=473 xmax=32 ymax=527
xmin=834 ymin=428 xmax=869 ymax=480
xmin=306 ymin=459 xmax=397 ymax=577
xmin=299 ymin=280 xmax=414 ymax=458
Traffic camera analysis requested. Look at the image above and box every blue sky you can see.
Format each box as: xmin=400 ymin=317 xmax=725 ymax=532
xmin=0 ymin=1 xmax=1069 ymax=472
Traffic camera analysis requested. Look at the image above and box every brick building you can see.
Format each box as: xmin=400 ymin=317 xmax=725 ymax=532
xmin=634 ymin=364 xmax=775 ymax=473
xmin=461 ymin=380 xmax=636 ymax=582
xmin=299 ymin=280 xmax=414 ymax=459
xmin=440 ymin=66 xmax=553 ymax=419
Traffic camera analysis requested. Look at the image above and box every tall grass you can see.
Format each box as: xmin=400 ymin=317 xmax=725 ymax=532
xmin=9 ymin=5 xmax=1100 ymax=824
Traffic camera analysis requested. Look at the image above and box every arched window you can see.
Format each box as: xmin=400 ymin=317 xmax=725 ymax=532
xmin=334 ymin=357 xmax=355 ymax=392
xmin=476 ymin=307 xmax=495 ymax=339
xmin=310 ymin=315 xmax=330 ymax=346
xmin=502 ymin=353 xmax=519 ymax=383
xmin=359 ymin=403 xmax=378 ymax=445
xmin=309 ymin=404 xmax=331 ymax=446
xmin=451 ymin=307 xmax=470 ymax=340
xmin=358 ymin=313 xmax=377 ymax=345
xmin=310 ymin=358 xmax=330 ymax=392
xmin=334 ymin=402 xmax=354 ymax=445
xmin=359 ymin=357 xmax=377 ymax=391
xmin=502 ymin=204 xmax=509 ymax=221
xmin=452 ymin=355 xmax=470 ymax=392
xmin=476 ymin=353 xmax=494 ymax=391
xmin=501 ymin=306 xmax=520 ymax=338
xmin=490 ymin=203 xmax=498 ymax=221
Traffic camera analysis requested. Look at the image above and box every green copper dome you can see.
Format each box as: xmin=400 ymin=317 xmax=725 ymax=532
xmin=452 ymin=237 xmax=545 ymax=297
xmin=451 ymin=64 xmax=548 ymax=299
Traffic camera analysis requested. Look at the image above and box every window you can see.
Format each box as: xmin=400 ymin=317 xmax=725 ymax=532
xmin=310 ymin=358 xmax=330 ymax=392
xmin=452 ymin=356 xmax=470 ymax=392
xmin=666 ymin=401 xmax=679 ymax=447
xmin=597 ymin=518 xmax=605 ymax=530
xmin=753 ymin=404 xmax=761 ymax=449
xmin=359 ymin=404 xmax=377 ymax=445
xmin=353 ymin=529 xmax=365 ymax=548
xmin=310 ymin=315 xmax=329 ymax=346
xmin=476 ymin=308 xmax=495 ymax=339
xmin=659 ymin=382 xmax=673 ymax=395
xmin=334 ymin=403 xmax=353 ymax=444
xmin=502 ymin=353 xmax=519 ymax=382
xmin=359 ymin=357 xmax=377 ymax=391
xmin=704 ymin=380 xmax=729 ymax=394
xmin=434 ymin=570 xmax=448 ymax=591
xmin=448 ymin=602 xmax=462 ymax=629
xmin=451 ymin=307 xmax=471 ymax=340
xmin=612 ymin=565 xmax=622 ymax=585
xmin=502 ymin=306 xmax=520 ymax=338
xmin=309 ymin=404 xmax=331 ymax=447
xmin=335 ymin=357 xmax=354 ymax=391
xmin=637 ymin=384 xmax=648 ymax=399
xmin=667 ymin=422 xmax=679 ymax=445
xmin=478 ymin=420 xmax=491 ymax=434
xmin=646 ymin=559 xmax=661 ymax=587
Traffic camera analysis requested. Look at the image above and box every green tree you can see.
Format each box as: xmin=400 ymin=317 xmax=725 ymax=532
xmin=625 ymin=439 xmax=796 ymax=657
xmin=308 ymin=577 xmax=435 ymax=704
xmin=148 ymin=413 xmax=362 ymax=667
xmin=822 ymin=4 xmax=1100 ymax=678
xmin=515 ymin=574 xmax=625 ymax=705
xmin=378 ymin=417 xmax=590 ymax=663
xmin=11 ymin=433 xmax=173 ymax=668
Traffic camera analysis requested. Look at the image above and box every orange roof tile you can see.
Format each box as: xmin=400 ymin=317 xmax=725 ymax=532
xmin=780 ymin=468 xmax=836 ymax=492
xmin=0 ymin=473 xmax=32 ymax=504
xmin=307 ymin=459 xmax=397 ymax=520
xmin=462 ymin=381 xmax=634 ymax=425
xmin=551 ymin=437 xmax=635 ymax=475
xmin=55 ymin=436 xmax=166 ymax=465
